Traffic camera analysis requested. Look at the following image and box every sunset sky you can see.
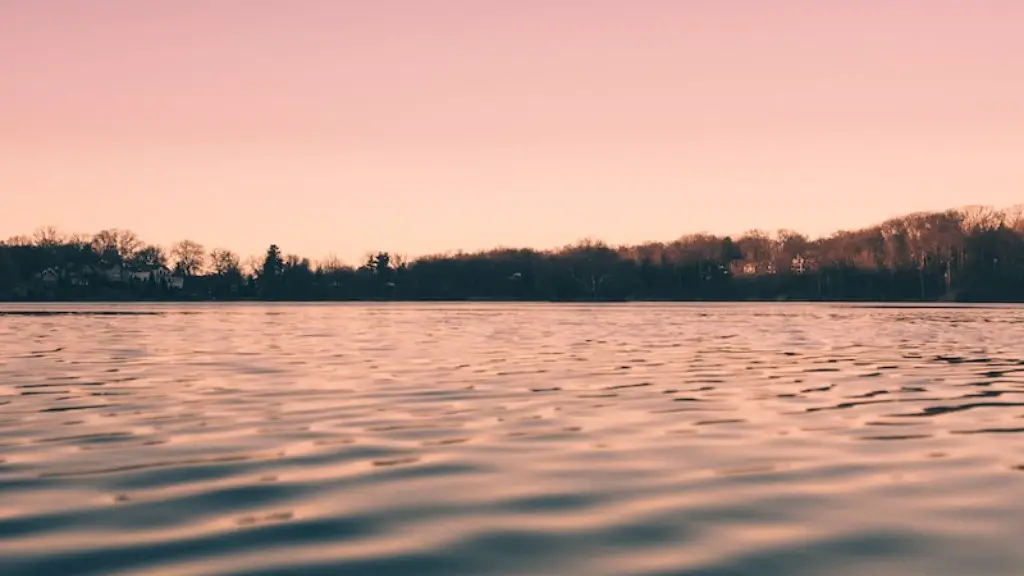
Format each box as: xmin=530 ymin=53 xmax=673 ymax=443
xmin=3 ymin=1 xmax=1023 ymax=263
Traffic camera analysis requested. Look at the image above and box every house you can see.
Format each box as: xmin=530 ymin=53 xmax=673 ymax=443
xmin=129 ymin=266 xmax=186 ymax=289
xmin=791 ymin=254 xmax=818 ymax=275
xmin=105 ymin=264 xmax=129 ymax=283
xmin=129 ymin=267 xmax=165 ymax=283
xmin=731 ymin=261 xmax=777 ymax=276
xmin=167 ymin=275 xmax=185 ymax=290
xmin=731 ymin=262 xmax=757 ymax=276
xmin=129 ymin=270 xmax=152 ymax=283
xmin=35 ymin=267 xmax=90 ymax=286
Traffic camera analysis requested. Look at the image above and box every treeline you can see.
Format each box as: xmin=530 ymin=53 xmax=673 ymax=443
xmin=2 ymin=205 xmax=1024 ymax=302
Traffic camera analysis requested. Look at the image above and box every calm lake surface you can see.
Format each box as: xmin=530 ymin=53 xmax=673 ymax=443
xmin=3 ymin=303 xmax=1024 ymax=575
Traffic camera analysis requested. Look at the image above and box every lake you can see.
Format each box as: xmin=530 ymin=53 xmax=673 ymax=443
xmin=3 ymin=303 xmax=1024 ymax=575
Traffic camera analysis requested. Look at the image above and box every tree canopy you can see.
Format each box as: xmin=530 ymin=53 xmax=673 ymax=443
xmin=3 ymin=205 xmax=1024 ymax=302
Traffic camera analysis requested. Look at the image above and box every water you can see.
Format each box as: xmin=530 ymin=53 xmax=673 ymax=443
xmin=3 ymin=303 xmax=1024 ymax=575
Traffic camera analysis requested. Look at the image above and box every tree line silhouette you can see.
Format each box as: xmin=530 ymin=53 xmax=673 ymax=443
xmin=3 ymin=204 xmax=1024 ymax=302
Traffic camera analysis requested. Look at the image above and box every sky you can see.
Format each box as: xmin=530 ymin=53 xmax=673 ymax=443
xmin=2 ymin=0 xmax=1023 ymax=264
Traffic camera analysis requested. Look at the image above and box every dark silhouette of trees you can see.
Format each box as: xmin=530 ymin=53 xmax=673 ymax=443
xmin=33 ymin=226 xmax=65 ymax=248
xmin=256 ymin=244 xmax=285 ymax=299
xmin=207 ymin=249 xmax=243 ymax=299
xmin=132 ymin=245 xmax=168 ymax=270
xmin=210 ymin=249 xmax=242 ymax=278
xmin=261 ymin=245 xmax=284 ymax=277
xmin=91 ymin=229 xmax=142 ymax=267
xmin=4 ymin=205 xmax=1024 ymax=302
xmin=170 ymin=240 xmax=206 ymax=277
xmin=280 ymin=254 xmax=315 ymax=299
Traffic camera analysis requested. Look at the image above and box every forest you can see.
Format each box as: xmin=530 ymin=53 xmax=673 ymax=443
xmin=2 ymin=205 xmax=1023 ymax=302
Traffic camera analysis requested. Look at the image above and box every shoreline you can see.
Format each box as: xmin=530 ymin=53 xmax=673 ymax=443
xmin=3 ymin=298 xmax=1022 ymax=306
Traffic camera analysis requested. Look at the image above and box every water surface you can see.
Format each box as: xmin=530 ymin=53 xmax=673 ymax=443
xmin=3 ymin=303 xmax=1024 ymax=575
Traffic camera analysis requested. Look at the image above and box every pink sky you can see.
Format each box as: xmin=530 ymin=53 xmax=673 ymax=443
xmin=2 ymin=0 xmax=1023 ymax=263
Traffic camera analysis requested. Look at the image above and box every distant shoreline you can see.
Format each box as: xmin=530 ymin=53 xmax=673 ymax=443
xmin=5 ymin=205 xmax=1024 ymax=303
xmin=2 ymin=298 xmax=1022 ymax=306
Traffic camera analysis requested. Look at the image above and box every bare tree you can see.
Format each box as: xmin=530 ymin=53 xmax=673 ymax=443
xmin=65 ymin=233 xmax=92 ymax=248
xmin=1001 ymin=204 xmax=1024 ymax=233
xmin=170 ymin=240 xmax=207 ymax=276
xmin=562 ymin=240 xmax=617 ymax=299
xmin=210 ymin=249 xmax=241 ymax=277
xmin=92 ymin=229 xmax=143 ymax=265
xmin=959 ymin=205 xmax=1002 ymax=233
xmin=131 ymin=245 xmax=168 ymax=270
xmin=4 ymin=235 xmax=33 ymax=246
xmin=318 ymin=254 xmax=346 ymax=274
xmin=33 ymin=226 xmax=65 ymax=247
xmin=244 ymin=255 xmax=264 ymax=278
xmin=737 ymin=230 xmax=775 ymax=273
xmin=284 ymin=253 xmax=311 ymax=270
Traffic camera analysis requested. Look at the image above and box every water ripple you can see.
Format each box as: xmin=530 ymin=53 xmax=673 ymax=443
xmin=3 ymin=303 xmax=1024 ymax=575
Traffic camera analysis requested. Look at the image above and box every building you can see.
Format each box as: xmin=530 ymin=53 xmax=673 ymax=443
xmin=105 ymin=264 xmax=129 ymax=283
xmin=791 ymin=254 xmax=819 ymax=275
xmin=129 ymin=266 xmax=185 ymax=289
xmin=731 ymin=261 xmax=777 ymax=276
xmin=35 ymin=267 xmax=90 ymax=286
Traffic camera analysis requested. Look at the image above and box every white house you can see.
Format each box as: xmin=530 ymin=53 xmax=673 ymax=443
xmin=128 ymin=267 xmax=186 ymax=289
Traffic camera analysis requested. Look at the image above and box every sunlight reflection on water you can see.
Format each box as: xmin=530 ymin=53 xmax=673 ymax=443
xmin=3 ymin=303 xmax=1024 ymax=575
